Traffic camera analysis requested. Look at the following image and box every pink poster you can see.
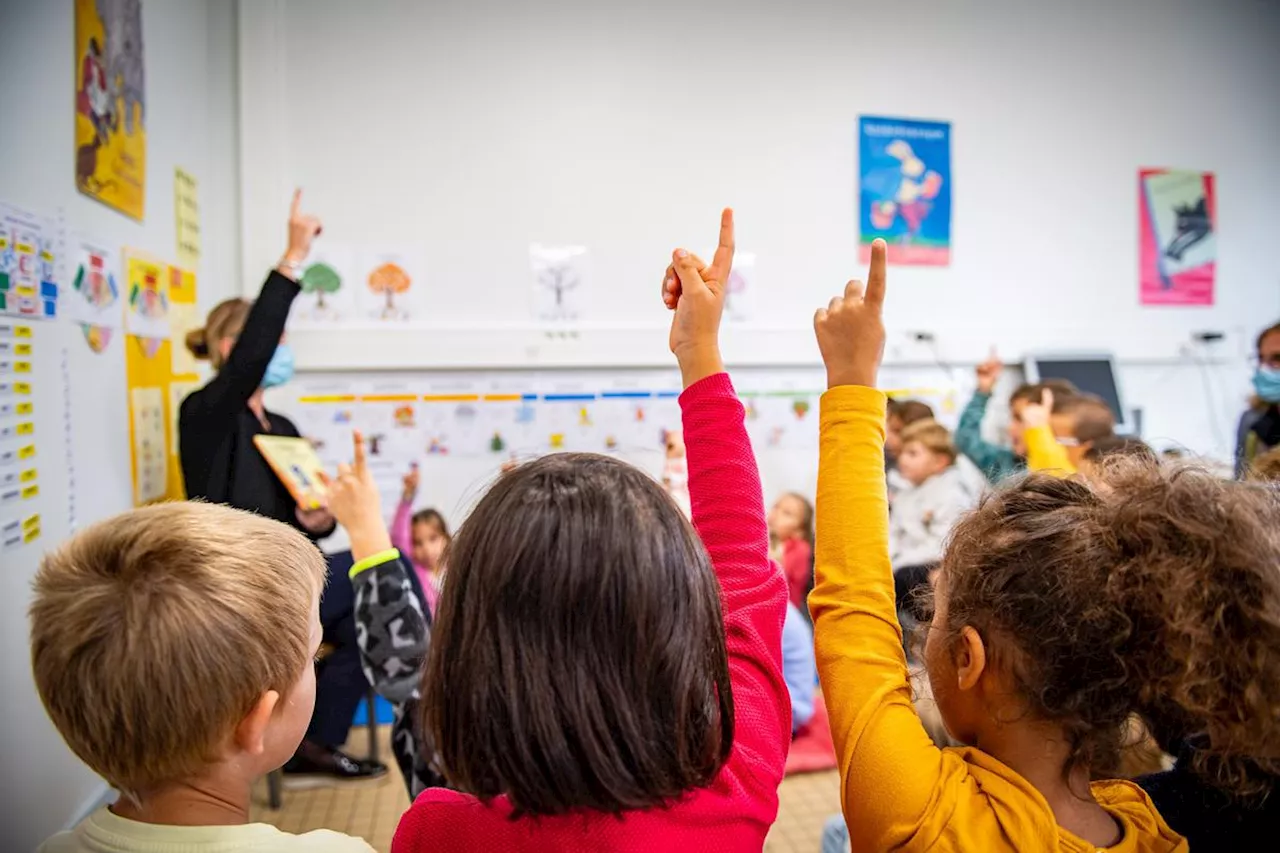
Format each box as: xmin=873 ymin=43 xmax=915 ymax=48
xmin=1139 ymin=169 xmax=1216 ymax=306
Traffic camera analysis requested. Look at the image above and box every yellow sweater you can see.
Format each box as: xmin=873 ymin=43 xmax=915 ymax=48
xmin=1025 ymin=423 xmax=1077 ymax=475
xmin=810 ymin=385 xmax=1185 ymax=853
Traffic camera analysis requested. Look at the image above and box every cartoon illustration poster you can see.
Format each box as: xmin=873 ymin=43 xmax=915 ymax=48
xmin=63 ymin=239 xmax=122 ymax=352
xmin=75 ymin=0 xmax=146 ymax=220
xmin=858 ymin=116 xmax=951 ymax=266
xmin=1139 ymin=169 xmax=1216 ymax=306
xmin=123 ymin=252 xmax=169 ymax=340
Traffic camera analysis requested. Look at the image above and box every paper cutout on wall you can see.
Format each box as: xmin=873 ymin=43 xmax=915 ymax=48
xmin=357 ymin=248 xmax=425 ymax=321
xmin=530 ymin=244 xmax=588 ymax=323
xmin=64 ymin=239 xmax=121 ymax=333
xmin=123 ymin=253 xmax=169 ymax=338
xmin=295 ymin=245 xmax=358 ymax=323
xmin=0 ymin=204 xmax=60 ymax=319
xmin=80 ymin=323 xmax=114 ymax=352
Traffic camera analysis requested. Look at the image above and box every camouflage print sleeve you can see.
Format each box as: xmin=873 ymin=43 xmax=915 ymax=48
xmin=352 ymin=556 xmax=430 ymax=704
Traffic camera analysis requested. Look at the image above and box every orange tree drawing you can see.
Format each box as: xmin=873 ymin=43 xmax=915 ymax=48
xmin=368 ymin=262 xmax=411 ymax=317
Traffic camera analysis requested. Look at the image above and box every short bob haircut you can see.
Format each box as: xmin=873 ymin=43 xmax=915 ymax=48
xmin=422 ymin=452 xmax=734 ymax=816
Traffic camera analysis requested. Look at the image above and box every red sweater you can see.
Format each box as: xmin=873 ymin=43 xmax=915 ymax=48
xmin=391 ymin=373 xmax=790 ymax=852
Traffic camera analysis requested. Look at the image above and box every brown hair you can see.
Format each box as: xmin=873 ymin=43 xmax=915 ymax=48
xmin=422 ymin=453 xmax=733 ymax=816
xmin=411 ymin=507 xmax=451 ymax=539
xmin=1255 ymin=322 xmax=1280 ymax=355
xmin=30 ymin=502 xmax=326 ymax=795
xmin=1010 ymin=378 xmax=1079 ymax=408
xmin=185 ymin=298 xmax=251 ymax=370
xmin=900 ymin=419 xmax=957 ymax=463
xmin=1247 ymin=446 xmax=1280 ymax=483
xmin=935 ymin=460 xmax=1280 ymax=797
xmin=1083 ymin=434 xmax=1156 ymax=465
xmin=888 ymin=399 xmax=935 ymax=426
xmin=1052 ymin=392 xmax=1116 ymax=443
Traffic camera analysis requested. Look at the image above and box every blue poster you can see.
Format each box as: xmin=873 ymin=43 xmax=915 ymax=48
xmin=858 ymin=116 xmax=952 ymax=266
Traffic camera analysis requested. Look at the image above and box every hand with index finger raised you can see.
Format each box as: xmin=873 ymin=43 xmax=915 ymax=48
xmin=813 ymin=238 xmax=888 ymax=389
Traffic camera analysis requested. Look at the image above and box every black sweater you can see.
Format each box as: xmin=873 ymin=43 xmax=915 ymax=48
xmin=178 ymin=271 xmax=333 ymax=540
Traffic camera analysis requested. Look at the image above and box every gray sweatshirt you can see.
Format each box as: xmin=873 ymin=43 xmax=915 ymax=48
xmin=890 ymin=465 xmax=980 ymax=570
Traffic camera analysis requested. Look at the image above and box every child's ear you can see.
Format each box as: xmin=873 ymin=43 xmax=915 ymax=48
xmin=233 ymin=690 xmax=281 ymax=756
xmin=954 ymin=626 xmax=987 ymax=692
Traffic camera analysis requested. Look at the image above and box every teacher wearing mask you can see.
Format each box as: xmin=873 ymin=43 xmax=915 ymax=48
xmin=179 ymin=191 xmax=385 ymax=783
xmin=1236 ymin=321 xmax=1280 ymax=477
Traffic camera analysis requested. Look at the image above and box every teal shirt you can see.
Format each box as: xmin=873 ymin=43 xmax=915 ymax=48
xmin=954 ymin=392 xmax=1023 ymax=483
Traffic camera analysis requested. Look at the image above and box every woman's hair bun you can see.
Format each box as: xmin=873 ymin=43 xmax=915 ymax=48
xmin=184 ymin=327 xmax=211 ymax=360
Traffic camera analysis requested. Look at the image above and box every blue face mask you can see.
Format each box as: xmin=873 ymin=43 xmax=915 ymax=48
xmin=261 ymin=343 xmax=295 ymax=389
xmin=1253 ymin=366 xmax=1280 ymax=404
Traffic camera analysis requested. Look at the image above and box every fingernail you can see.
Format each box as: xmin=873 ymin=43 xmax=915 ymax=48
xmin=675 ymin=249 xmax=688 ymax=259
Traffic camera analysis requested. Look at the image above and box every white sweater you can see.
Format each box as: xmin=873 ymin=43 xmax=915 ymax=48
xmin=890 ymin=465 xmax=980 ymax=570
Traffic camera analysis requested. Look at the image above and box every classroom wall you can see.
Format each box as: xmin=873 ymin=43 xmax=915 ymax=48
xmin=0 ymin=1 xmax=242 ymax=846
xmin=238 ymin=0 xmax=1280 ymax=464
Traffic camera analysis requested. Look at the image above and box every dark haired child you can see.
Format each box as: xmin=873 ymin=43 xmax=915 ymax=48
xmin=391 ymin=464 xmax=450 ymax=616
xmin=811 ymin=240 xmax=1198 ymax=850
xmin=768 ymin=491 xmax=815 ymax=612
xmin=348 ymin=211 xmax=791 ymax=849
xmin=955 ymin=352 xmax=1078 ymax=483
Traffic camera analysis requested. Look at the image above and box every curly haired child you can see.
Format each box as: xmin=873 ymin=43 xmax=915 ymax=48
xmin=806 ymin=239 xmax=1280 ymax=851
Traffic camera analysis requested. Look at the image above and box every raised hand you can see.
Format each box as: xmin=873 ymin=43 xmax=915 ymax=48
xmin=1020 ymin=388 xmax=1053 ymax=430
xmin=663 ymin=208 xmax=734 ymax=387
xmin=323 ymin=430 xmax=392 ymax=560
xmin=814 ymin=238 xmax=888 ymax=389
xmin=402 ymin=464 xmax=420 ymax=503
xmin=284 ymin=188 xmax=323 ymax=265
xmin=975 ymin=349 xmax=1003 ymax=394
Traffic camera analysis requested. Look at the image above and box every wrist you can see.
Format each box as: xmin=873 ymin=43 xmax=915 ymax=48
xmin=346 ymin=521 xmax=393 ymax=561
xmin=826 ymin=368 xmax=878 ymax=390
xmin=277 ymin=255 xmax=304 ymax=281
xmin=675 ymin=343 xmax=724 ymax=388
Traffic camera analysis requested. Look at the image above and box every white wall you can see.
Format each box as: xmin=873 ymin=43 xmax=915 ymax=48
xmin=236 ymin=0 xmax=1280 ymax=461
xmin=0 ymin=1 xmax=242 ymax=846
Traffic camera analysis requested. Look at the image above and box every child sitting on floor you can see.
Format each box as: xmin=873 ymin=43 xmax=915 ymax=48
xmin=768 ymin=491 xmax=815 ymax=613
xmin=33 ymin=503 xmax=375 ymax=853
xmin=346 ymin=210 xmax=791 ymax=850
xmin=807 ymin=238 xmax=1280 ymax=851
xmin=889 ymin=419 xmax=977 ymax=571
xmin=392 ymin=463 xmax=451 ymax=616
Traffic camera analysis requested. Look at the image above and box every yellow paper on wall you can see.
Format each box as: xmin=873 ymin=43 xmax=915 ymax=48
xmin=174 ymin=168 xmax=200 ymax=268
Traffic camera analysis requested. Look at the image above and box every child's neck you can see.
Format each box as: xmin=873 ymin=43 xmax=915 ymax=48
xmin=111 ymin=772 xmax=252 ymax=828
xmin=978 ymin=720 xmax=1121 ymax=845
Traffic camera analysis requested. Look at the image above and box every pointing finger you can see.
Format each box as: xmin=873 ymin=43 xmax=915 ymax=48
xmin=291 ymin=188 xmax=302 ymax=218
xmin=864 ymin=238 xmax=887 ymax=308
xmin=352 ymin=430 xmax=366 ymax=472
xmin=707 ymin=208 xmax=735 ymax=284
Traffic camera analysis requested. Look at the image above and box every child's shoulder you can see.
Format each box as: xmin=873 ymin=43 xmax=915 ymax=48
xmin=40 ymin=809 xmax=376 ymax=853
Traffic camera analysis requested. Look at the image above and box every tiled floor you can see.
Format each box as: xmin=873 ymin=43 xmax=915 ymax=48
xmin=249 ymin=725 xmax=842 ymax=852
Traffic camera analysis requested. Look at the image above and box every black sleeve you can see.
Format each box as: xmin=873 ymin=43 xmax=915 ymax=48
xmin=181 ymin=270 xmax=300 ymax=427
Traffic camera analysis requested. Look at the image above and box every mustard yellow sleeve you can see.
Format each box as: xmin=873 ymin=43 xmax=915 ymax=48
xmin=811 ymin=386 xmax=950 ymax=850
xmin=1024 ymin=424 xmax=1076 ymax=476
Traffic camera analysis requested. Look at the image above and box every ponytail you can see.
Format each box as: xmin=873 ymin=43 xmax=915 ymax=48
xmin=194 ymin=298 xmax=252 ymax=370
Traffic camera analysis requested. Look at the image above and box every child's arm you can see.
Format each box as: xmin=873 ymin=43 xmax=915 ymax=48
xmin=326 ymin=431 xmax=429 ymax=704
xmin=390 ymin=466 xmax=418 ymax=558
xmin=954 ymin=391 xmax=1019 ymax=481
xmin=810 ymin=242 xmax=950 ymax=849
xmin=667 ymin=210 xmax=791 ymax=801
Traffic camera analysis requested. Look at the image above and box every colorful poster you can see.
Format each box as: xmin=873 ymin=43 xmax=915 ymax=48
xmin=0 ymin=204 xmax=60 ymax=319
xmin=63 ymin=240 xmax=122 ymax=349
xmin=294 ymin=244 xmax=358 ymax=324
xmin=123 ymin=252 xmax=169 ymax=339
xmin=356 ymin=248 xmax=425 ymax=321
xmin=1139 ymin=169 xmax=1216 ymax=306
xmin=174 ymin=168 xmax=200 ymax=268
xmin=859 ymin=116 xmax=951 ymax=266
xmin=75 ymin=0 xmax=146 ymax=220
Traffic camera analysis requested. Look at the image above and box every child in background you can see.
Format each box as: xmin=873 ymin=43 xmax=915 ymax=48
xmin=356 ymin=210 xmax=791 ymax=850
xmin=1050 ymin=392 xmax=1117 ymax=468
xmin=1077 ymin=434 xmax=1156 ymax=481
xmin=392 ymin=464 xmax=450 ymax=616
xmin=768 ymin=491 xmax=815 ymax=612
xmin=809 ymin=239 xmax=1238 ymax=851
xmin=889 ymin=420 xmax=976 ymax=571
xmin=954 ymin=352 xmax=1079 ymax=483
xmin=33 ymin=503 xmax=375 ymax=853
xmin=782 ymin=600 xmax=817 ymax=733
xmin=885 ymin=398 xmax=934 ymax=461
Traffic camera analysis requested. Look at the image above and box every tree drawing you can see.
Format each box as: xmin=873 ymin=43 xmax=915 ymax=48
xmin=301 ymin=262 xmax=341 ymax=309
xmin=368 ymin=262 xmax=411 ymax=318
xmin=537 ymin=263 xmax=580 ymax=320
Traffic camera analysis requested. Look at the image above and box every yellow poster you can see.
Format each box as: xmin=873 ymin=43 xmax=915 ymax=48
xmin=123 ymin=262 xmax=198 ymax=505
xmin=174 ymin=168 xmax=200 ymax=268
xmin=75 ymin=0 xmax=146 ymax=220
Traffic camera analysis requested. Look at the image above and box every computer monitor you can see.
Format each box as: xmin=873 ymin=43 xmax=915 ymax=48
xmin=1023 ymin=353 xmax=1128 ymax=433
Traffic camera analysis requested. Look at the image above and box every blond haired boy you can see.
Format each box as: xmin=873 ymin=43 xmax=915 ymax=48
xmin=889 ymin=420 xmax=979 ymax=570
xmin=32 ymin=502 xmax=375 ymax=853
